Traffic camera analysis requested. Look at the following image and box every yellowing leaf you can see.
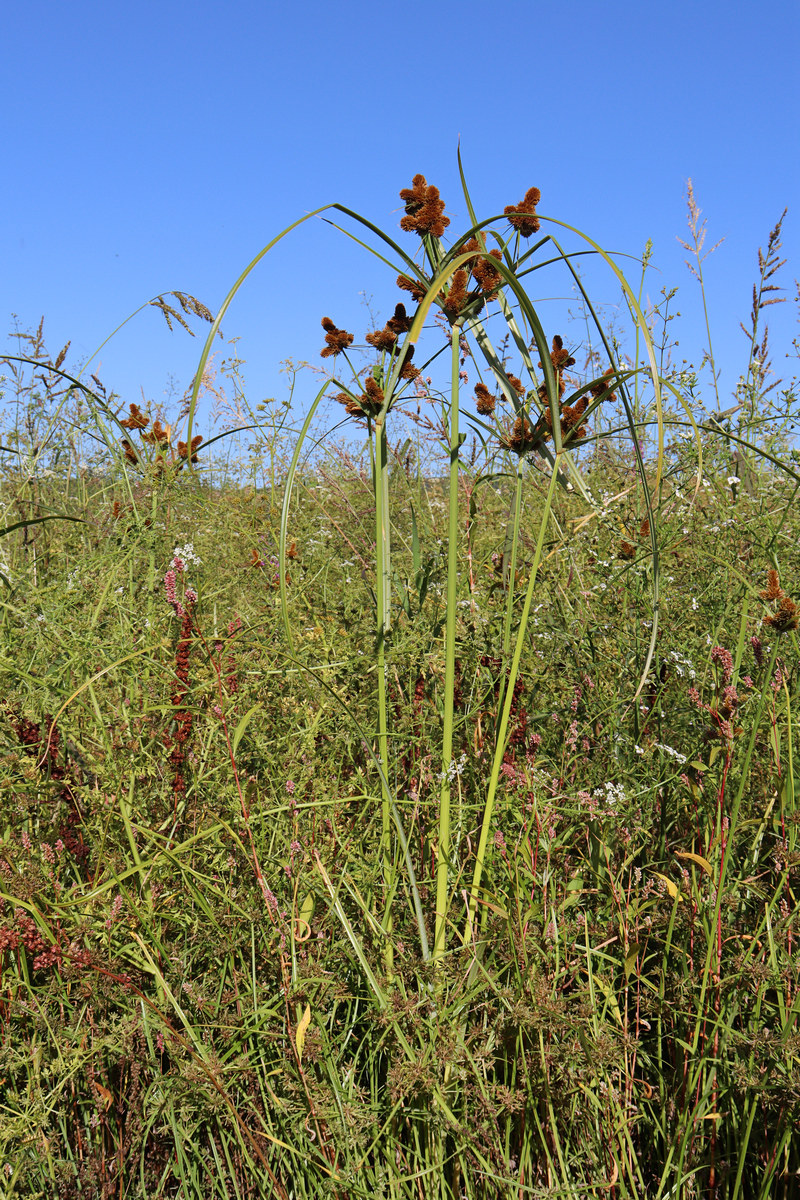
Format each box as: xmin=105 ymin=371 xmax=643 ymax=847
xmin=675 ymin=851 xmax=714 ymax=878
xmin=295 ymin=1004 xmax=311 ymax=1062
xmin=593 ymin=975 xmax=622 ymax=1026
xmin=624 ymin=943 xmax=641 ymax=979
xmin=653 ymin=872 xmax=682 ymax=901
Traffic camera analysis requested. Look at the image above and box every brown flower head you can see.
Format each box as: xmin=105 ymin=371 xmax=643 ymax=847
xmin=320 ymin=317 xmax=354 ymax=359
xmin=365 ymin=326 xmax=397 ymax=353
xmin=397 ymin=274 xmax=428 ymax=303
xmin=398 ymin=344 xmax=420 ymax=381
xmin=141 ymin=419 xmax=170 ymax=445
xmin=560 ymin=395 xmax=588 ymax=441
xmin=121 ymin=439 xmax=139 ymax=464
xmin=120 ymin=402 xmax=149 ymax=430
xmin=442 ymin=269 xmax=472 ymax=323
xmin=360 ymin=376 xmax=385 ymax=415
xmin=589 ymin=367 xmax=617 ymax=404
xmin=765 ymin=595 xmax=799 ymax=633
xmin=456 ymin=238 xmax=504 ymax=297
xmin=539 ymin=335 xmax=576 ymax=375
xmin=502 ymin=416 xmax=542 ymax=456
xmin=334 ymin=391 xmax=364 ymax=418
xmin=761 ymin=569 xmax=782 ymax=601
xmin=178 ymin=435 xmax=203 ymax=463
xmin=475 ymin=383 xmax=496 ymax=415
xmin=504 ymin=187 xmax=541 ymax=238
xmin=399 ymin=174 xmax=450 ymax=239
xmin=506 ymin=374 xmax=525 ymax=396
xmin=386 ymin=303 xmax=413 ymax=334
xmin=618 ymin=541 xmax=636 ymax=561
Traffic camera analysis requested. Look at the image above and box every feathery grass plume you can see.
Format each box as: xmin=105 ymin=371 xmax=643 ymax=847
xmin=474 ymin=382 xmax=496 ymax=415
xmin=399 ymin=173 xmax=450 ymax=239
xmin=504 ymin=186 xmax=541 ymax=237
xmin=149 ymin=291 xmax=214 ymax=335
xmin=319 ymin=317 xmax=354 ymax=358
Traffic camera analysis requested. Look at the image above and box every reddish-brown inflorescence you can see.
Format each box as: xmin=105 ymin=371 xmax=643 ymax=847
xmin=474 ymin=383 xmax=496 ymax=416
xmin=397 ymin=274 xmax=428 ymax=303
xmin=120 ymin=402 xmax=149 ymax=430
xmin=177 ymin=435 xmax=203 ymax=463
xmin=320 ymin=318 xmax=354 ymax=359
xmin=399 ymin=174 xmax=450 ymax=239
xmin=760 ymin=570 xmax=799 ymax=633
xmin=141 ymin=419 xmax=170 ymax=446
xmin=504 ymin=187 xmax=542 ymax=238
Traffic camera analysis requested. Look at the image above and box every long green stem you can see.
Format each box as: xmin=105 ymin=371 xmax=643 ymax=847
xmin=463 ymin=461 xmax=560 ymax=947
xmin=373 ymin=416 xmax=394 ymax=971
xmin=433 ymin=326 xmax=462 ymax=963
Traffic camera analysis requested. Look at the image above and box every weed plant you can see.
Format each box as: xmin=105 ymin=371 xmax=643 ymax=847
xmin=1 ymin=166 xmax=800 ymax=1198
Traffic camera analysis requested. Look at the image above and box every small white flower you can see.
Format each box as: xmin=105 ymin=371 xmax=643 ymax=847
xmin=727 ymin=475 xmax=740 ymax=486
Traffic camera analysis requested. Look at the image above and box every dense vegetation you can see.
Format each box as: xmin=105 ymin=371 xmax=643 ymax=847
xmin=2 ymin=170 xmax=799 ymax=1198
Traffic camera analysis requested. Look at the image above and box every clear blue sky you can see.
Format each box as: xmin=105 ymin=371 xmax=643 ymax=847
xmin=3 ymin=0 xmax=798 ymax=433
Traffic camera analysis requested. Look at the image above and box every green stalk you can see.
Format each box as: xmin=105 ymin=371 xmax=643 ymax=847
xmin=691 ymin=638 xmax=781 ymax=1055
xmin=463 ymin=461 xmax=560 ymax=947
xmin=496 ymin=456 xmax=525 ymax=722
xmin=433 ymin=325 xmax=462 ymax=963
xmin=373 ymin=413 xmax=394 ymax=970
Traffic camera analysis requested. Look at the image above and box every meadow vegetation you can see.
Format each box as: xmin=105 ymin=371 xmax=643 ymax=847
xmin=1 ymin=166 xmax=800 ymax=1198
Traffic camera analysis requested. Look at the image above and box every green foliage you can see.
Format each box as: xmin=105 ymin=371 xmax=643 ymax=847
xmin=1 ymin=170 xmax=800 ymax=1198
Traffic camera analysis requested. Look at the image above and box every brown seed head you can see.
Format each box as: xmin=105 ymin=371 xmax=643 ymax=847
xmin=386 ymin=303 xmax=413 ymax=334
xmin=474 ymin=383 xmax=496 ymax=415
xmin=504 ymin=187 xmax=541 ymax=238
xmin=399 ymin=174 xmax=450 ymax=239
xmin=365 ymin=326 xmax=397 ymax=353
xmin=320 ymin=317 xmax=354 ymax=358
xmin=397 ymin=274 xmax=428 ymax=303
xmin=589 ymin=367 xmax=617 ymax=404
xmin=120 ymin=403 xmax=149 ymax=430
xmin=760 ymin=569 xmax=783 ymax=601
xmin=765 ymin=595 xmax=799 ymax=633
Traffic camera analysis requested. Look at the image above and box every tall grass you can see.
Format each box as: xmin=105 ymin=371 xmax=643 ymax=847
xmin=1 ymin=167 xmax=800 ymax=1198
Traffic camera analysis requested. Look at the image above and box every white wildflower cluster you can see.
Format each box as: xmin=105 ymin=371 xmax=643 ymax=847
xmin=668 ymin=649 xmax=696 ymax=679
xmin=438 ymin=752 xmax=467 ymax=783
xmin=592 ymin=781 xmax=626 ymax=807
xmin=653 ymin=742 xmax=687 ymax=765
xmin=173 ymin=542 xmax=201 ymax=567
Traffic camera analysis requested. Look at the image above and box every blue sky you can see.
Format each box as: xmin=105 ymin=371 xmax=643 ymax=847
xmin=3 ymin=0 xmax=798 ymax=434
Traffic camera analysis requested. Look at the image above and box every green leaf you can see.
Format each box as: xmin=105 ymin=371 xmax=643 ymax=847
xmin=232 ymin=704 xmax=261 ymax=756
